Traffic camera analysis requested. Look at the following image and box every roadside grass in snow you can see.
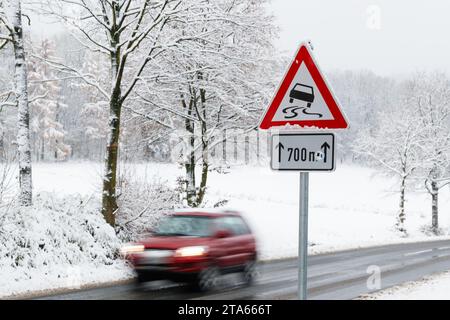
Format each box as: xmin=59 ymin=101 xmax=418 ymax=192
xmin=360 ymin=271 xmax=450 ymax=300
xmin=0 ymin=193 xmax=133 ymax=298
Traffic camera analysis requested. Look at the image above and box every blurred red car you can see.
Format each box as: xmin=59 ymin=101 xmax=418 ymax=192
xmin=122 ymin=210 xmax=257 ymax=291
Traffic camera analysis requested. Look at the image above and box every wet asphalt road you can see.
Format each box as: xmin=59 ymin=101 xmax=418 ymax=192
xmin=35 ymin=240 xmax=450 ymax=300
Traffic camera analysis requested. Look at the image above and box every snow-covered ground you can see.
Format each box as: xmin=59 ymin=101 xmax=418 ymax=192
xmin=2 ymin=161 xmax=450 ymax=298
xmin=362 ymin=271 xmax=450 ymax=300
xmin=29 ymin=161 xmax=450 ymax=259
xmin=0 ymin=193 xmax=133 ymax=298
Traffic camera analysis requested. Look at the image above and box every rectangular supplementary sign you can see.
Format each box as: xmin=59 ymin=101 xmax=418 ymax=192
xmin=271 ymin=133 xmax=335 ymax=171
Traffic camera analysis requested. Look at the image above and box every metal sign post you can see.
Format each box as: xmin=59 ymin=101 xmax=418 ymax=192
xmin=298 ymin=172 xmax=309 ymax=300
xmin=260 ymin=42 xmax=348 ymax=300
xmin=270 ymin=132 xmax=335 ymax=300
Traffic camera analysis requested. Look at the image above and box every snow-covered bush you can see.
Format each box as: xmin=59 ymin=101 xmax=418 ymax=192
xmin=116 ymin=165 xmax=182 ymax=242
xmin=0 ymin=151 xmax=16 ymax=204
xmin=0 ymin=193 xmax=131 ymax=297
xmin=419 ymin=224 xmax=447 ymax=237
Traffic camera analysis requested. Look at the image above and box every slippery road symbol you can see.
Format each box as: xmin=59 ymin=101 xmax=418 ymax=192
xmin=282 ymin=83 xmax=323 ymax=119
xmin=289 ymin=83 xmax=315 ymax=105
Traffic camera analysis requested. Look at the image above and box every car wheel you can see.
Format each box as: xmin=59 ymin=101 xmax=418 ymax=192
xmin=195 ymin=266 xmax=220 ymax=292
xmin=136 ymin=272 xmax=148 ymax=284
xmin=133 ymin=273 xmax=147 ymax=291
xmin=242 ymin=260 xmax=257 ymax=286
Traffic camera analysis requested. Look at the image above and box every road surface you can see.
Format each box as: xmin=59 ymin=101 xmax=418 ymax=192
xmin=35 ymin=240 xmax=450 ymax=300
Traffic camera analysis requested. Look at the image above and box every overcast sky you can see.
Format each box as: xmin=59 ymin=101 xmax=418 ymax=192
xmin=29 ymin=0 xmax=450 ymax=77
xmin=268 ymin=0 xmax=450 ymax=76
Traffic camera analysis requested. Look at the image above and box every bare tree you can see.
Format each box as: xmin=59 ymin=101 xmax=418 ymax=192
xmin=354 ymin=106 xmax=425 ymax=234
xmin=0 ymin=147 xmax=16 ymax=204
xmin=407 ymin=72 xmax=450 ymax=234
xmin=1 ymin=0 xmax=33 ymax=206
xmin=131 ymin=0 xmax=279 ymax=206
xmin=28 ymin=39 xmax=71 ymax=161
xmin=35 ymin=0 xmax=187 ymax=226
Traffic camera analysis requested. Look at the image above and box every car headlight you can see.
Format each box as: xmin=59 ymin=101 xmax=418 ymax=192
xmin=174 ymin=246 xmax=207 ymax=257
xmin=120 ymin=244 xmax=145 ymax=256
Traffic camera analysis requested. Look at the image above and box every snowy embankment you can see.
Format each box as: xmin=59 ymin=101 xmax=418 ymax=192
xmin=0 ymin=193 xmax=133 ymax=298
xmin=362 ymin=271 xmax=450 ymax=300
xmin=28 ymin=161 xmax=450 ymax=259
xmin=1 ymin=161 xmax=450 ymax=298
xmin=206 ymin=165 xmax=450 ymax=259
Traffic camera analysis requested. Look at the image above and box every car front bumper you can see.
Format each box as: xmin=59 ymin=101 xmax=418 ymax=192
xmin=134 ymin=263 xmax=208 ymax=282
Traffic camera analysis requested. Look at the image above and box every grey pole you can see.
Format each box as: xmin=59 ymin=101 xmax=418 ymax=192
xmin=298 ymin=172 xmax=309 ymax=300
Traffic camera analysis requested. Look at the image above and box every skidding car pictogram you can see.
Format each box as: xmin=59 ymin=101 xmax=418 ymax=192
xmin=289 ymin=83 xmax=315 ymax=107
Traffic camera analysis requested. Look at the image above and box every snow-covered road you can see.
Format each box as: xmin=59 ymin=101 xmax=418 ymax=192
xmin=33 ymin=240 xmax=450 ymax=300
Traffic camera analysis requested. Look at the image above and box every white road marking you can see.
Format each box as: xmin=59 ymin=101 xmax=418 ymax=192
xmin=404 ymin=249 xmax=433 ymax=257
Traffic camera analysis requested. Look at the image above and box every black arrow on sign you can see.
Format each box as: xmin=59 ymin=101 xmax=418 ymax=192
xmin=321 ymin=142 xmax=330 ymax=163
xmin=276 ymin=142 xmax=285 ymax=162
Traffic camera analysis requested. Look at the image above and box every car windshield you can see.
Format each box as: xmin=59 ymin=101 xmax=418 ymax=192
xmin=153 ymin=215 xmax=213 ymax=237
xmin=294 ymin=84 xmax=313 ymax=94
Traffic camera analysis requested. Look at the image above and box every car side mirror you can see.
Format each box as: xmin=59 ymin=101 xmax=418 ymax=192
xmin=215 ymin=229 xmax=231 ymax=239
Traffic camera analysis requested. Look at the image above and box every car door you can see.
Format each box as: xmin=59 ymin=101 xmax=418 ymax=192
xmin=214 ymin=216 xmax=254 ymax=270
xmin=213 ymin=216 xmax=241 ymax=270
xmin=226 ymin=216 xmax=255 ymax=266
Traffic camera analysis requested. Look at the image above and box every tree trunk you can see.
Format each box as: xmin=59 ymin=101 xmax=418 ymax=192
xmin=181 ymin=93 xmax=196 ymax=207
xmin=0 ymin=117 xmax=5 ymax=160
xmin=222 ymin=129 xmax=227 ymax=163
xmin=102 ymin=92 xmax=122 ymax=227
xmin=40 ymin=139 xmax=44 ymax=161
xmin=431 ymin=180 xmax=439 ymax=234
xmin=54 ymin=102 xmax=60 ymax=160
xmin=196 ymin=119 xmax=208 ymax=205
xmin=194 ymin=87 xmax=209 ymax=207
xmin=396 ymin=175 xmax=406 ymax=233
xmin=185 ymin=117 xmax=196 ymax=207
xmin=210 ymin=135 xmax=215 ymax=157
xmin=10 ymin=0 xmax=32 ymax=206
xmin=197 ymin=151 xmax=208 ymax=206
xmin=256 ymin=130 xmax=260 ymax=162
xmin=233 ymin=134 xmax=238 ymax=162
xmin=0 ymin=127 xmax=4 ymax=160
xmin=245 ymin=135 xmax=249 ymax=164
xmin=101 ymin=27 xmax=122 ymax=227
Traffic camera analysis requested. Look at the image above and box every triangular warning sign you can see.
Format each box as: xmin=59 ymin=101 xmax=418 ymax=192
xmin=259 ymin=43 xmax=348 ymax=130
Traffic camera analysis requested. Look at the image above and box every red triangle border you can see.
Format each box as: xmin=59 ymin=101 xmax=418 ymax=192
xmin=259 ymin=44 xmax=348 ymax=130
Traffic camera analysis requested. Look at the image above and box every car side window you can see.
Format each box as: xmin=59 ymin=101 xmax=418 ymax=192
xmin=217 ymin=216 xmax=250 ymax=236
xmin=216 ymin=217 xmax=233 ymax=234
xmin=232 ymin=217 xmax=251 ymax=235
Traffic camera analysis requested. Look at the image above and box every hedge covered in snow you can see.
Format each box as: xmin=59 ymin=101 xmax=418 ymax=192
xmin=115 ymin=167 xmax=182 ymax=241
xmin=0 ymin=193 xmax=132 ymax=298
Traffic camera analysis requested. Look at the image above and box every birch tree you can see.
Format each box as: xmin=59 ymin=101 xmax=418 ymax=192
xmin=36 ymin=0 xmax=188 ymax=226
xmin=354 ymin=107 xmax=425 ymax=234
xmin=1 ymin=0 xmax=33 ymax=206
xmin=407 ymin=72 xmax=450 ymax=234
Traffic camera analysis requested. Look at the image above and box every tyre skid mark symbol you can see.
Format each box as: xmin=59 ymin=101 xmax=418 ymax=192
xmin=282 ymin=106 xmax=323 ymax=119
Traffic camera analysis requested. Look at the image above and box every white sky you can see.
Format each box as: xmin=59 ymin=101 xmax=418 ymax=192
xmin=28 ymin=0 xmax=450 ymax=77
xmin=268 ymin=0 xmax=450 ymax=76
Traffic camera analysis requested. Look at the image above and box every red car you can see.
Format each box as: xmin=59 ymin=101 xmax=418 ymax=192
xmin=122 ymin=210 xmax=257 ymax=291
